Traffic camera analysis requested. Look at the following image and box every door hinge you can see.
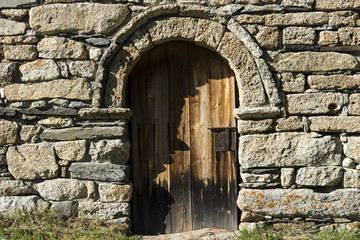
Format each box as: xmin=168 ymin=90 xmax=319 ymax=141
xmin=208 ymin=127 xmax=237 ymax=152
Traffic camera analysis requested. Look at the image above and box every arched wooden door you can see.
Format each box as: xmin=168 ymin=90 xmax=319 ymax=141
xmin=131 ymin=41 xmax=238 ymax=235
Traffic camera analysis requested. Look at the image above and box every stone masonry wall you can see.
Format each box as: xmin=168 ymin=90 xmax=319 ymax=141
xmin=1 ymin=0 xmax=360 ymax=232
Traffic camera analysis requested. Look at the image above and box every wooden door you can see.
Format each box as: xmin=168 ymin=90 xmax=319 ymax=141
xmin=131 ymin=41 xmax=237 ymax=235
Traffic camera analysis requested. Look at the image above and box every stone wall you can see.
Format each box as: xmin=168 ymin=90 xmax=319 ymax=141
xmin=1 ymin=0 xmax=360 ymax=232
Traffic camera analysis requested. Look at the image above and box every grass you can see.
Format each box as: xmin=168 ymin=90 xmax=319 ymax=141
xmin=0 ymin=209 xmax=359 ymax=240
xmin=236 ymin=223 xmax=360 ymax=240
xmin=0 ymin=208 xmax=139 ymax=240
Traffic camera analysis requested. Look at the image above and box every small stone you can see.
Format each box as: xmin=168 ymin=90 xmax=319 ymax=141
xmin=98 ymin=183 xmax=132 ymax=202
xmin=0 ymin=62 xmax=17 ymax=88
xmin=89 ymin=47 xmax=102 ymax=61
xmin=309 ymin=116 xmax=360 ymax=133
xmin=286 ymin=92 xmax=344 ymax=115
xmin=69 ymin=162 xmax=130 ymax=182
xmin=30 ymin=101 xmax=47 ymax=108
xmin=38 ymin=117 xmax=74 ymax=128
xmin=54 ymin=140 xmax=86 ymax=161
xmin=6 ymin=143 xmax=59 ymax=180
xmin=0 ymin=180 xmax=34 ymax=196
xmin=20 ymin=59 xmax=60 ymax=82
xmin=283 ymin=27 xmax=316 ymax=45
xmin=41 ymin=126 xmax=127 ymax=141
xmin=37 ymin=37 xmax=87 ymax=59
xmin=49 ymin=99 xmax=69 ymax=108
xmin=275 ymin=52 xmax=359 ymax=72
xmin=296 ymin=167 xmax=344 ymax=186
xmin=343 ymin=158 xmax=356 ymax=169
xmin=239 ymin=132 xmax=342 ymax=168
xmin=239 ymin=222 xmax=259 ymax=231
xmin=265 ymin=12 xmax=328 ymax=26
xmin=4 ymin=79 xmax=91 ymax=101
xmin=89 ymin=139 xmax=130 ymax=165
xmin=10 ymin=102 xmax=32 ymax=108
xmin=87 ymin=181 xmax=96 ymax=200
xmin=0 ymin=18 xmax=26 ymax=36
xmin=338 ymin=27 xmax=360 ymax=46
xmin=57 ymin=61 xmax=69 ymax=78
xmin=240 ymin=211 xmax=265 ymax=222
xmin=329 ymin=11 xmax=358 ymax=28
xmin=0 ymin=9 xmax=28 ymax=20
xmin=4 ymin=45 xmax=37 ymax=61
xmin=278 ymin=72 xmax=305 ymax=93
xmin=20 ymin=125 xmax=41 ymax=142
xmin=78 ymin=201 xmax=130 ymax=220
xmin=0 ymin=119 xmax=18 ymax=146
xmin=275 ymin=116 xmax=303 ymax=131
xmin=308 ymin=74 xmax=360 ymax=90
xmin=85 ymin=38 xmax=111 ymax=46
xmin=237 ymin=119 xmax=273 ymax=134
xmin=348 ymin=94 xmax=360 ymax=115
xmin=241 ymin=172 xmax=279 ymax=183
xmin=68 ymin=101 xmax=89 ymax=109
xmin=68 ymin=61 xmax=97 ymax=78
xmin=343 ymin=169 xmax=360 ymax=188
xmin=0 ymin=196 xmax=48 ymax=215
xmin=34 ymin=179 xmax=87 ymax=201
xmin=281 ymin=168 xmax=295 ymax=188
xmin=50 ymin=201 xmax=78 ymax=218
xmin=29 ymin=3 xmax=129 ymax=35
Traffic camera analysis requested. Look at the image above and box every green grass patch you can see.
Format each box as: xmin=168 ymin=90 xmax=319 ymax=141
xmin=0 ymin=208 xmax=139 ymax=240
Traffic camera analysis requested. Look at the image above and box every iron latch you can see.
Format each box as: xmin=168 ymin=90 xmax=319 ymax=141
xmin=208 ymin=127 xmax=237 ymax=152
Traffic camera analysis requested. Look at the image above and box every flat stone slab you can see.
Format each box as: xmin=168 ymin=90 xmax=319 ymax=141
xmin=41 ymin=126 xmax=126 ymax=141
xmin=69 ymin=162 xmax=130 ymax=182
xmin=78 ymin=108 xmax=133 ymax=120
xmin=239 ymin=132 xmax=342 ymax=168
xmin=0 ymin=18 xmax=26 ymax=36
xmin=0 ymin=196 xmax=48 ymax=215
xmin=238 ymin=188 xmax=360 ymax=219
xmin=30 ymin=3 xmax=129 ymax=34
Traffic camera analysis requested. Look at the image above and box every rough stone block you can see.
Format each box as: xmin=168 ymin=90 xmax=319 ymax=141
xmin=34 ymin=179 xmax=87 ymax=201
xmin=239 ymin=132 xmax=342 ymax=168
xmin=283 ymin=27 xmax=316 ymax=45
xmin=343 ymin=169 xmax=360 ymax=188
xmin=281 ymin=0 xmax=314 ymax=9
xmin=281 ymin=168 xmax=295 ymax=188
xmin=234 ymin=106 xmax=281 ymax=120
xmin=236 ymin=15 xmax=265 ymax=24
xmin=318 ymin=31 xmax=339 ymax=46
xmin=6 ymin=143 xmax=59 ymax=180
xmin=275 ymin=116 xmax=303 ymax=131
xmin=240 ymin=211 xmax=265 ymax=222
xmin=0 ymin=18 xmax=26 ymax=36
xmin=54 ymin=140 xmax=86 ymax=162
xmin=309 ymin=116 xmax=360 ymax=133
xmin=275 ymin=52 xmax=359 ymax=72
xmin=41 ymin=126 xmax=126 ymax=141
xmin=38 ymin=117 xmax=74 ymax=129
xmin=255 ymin=26 xmax=279 ymax=49
xmin=68 ymin=61 xmax=97 ymax=78
xmin=344 ymin=136 xmax=360 ymax=162
xmin=329 ymin=11 xmax=358 ymax=28
xmin=0 ymin=62 xmax=17 ymax=88
xmin=78 ymin=201 xmax=130 ymax=220
xmin=20 ymin=125 xmax=41 ymax=142
xmin=4 ymin=45 xmax=37 ymax=61
xmin=308 ymin=74 xmax=360 ymax=90
xmin=50 ymin=201 xmax=78 ymax=218
xmin=98 ymin=183 xmax=132 ymax=202
xmin=30 ymin=3 xmax=129 ymax=35
xmin=195 ymin=19 xmax=225 ymax=50
xmin=89 ymin=139 xmax=130 ymax=165
xmin=343 ymin=158 xmax=356 ymax=169
xmin=238 ymin=188 xmax=360 ymax=219
xmin=1 ymin=9 xmax=28 ymax=20
xmin=315 ymin=0 xmax=360 ymax=10
xmin=69 ymin=162 xmax=130 ymax=182
xmin=19 ymin=59 xmax=60 ymax=82
xmin=4 ymin=78 xmax=91 ymax=101
xmin=278 ymin=72 xmax=305 ymax=93
xmin=240 ymin=172 xmax=279 ymax=183
xmin=0 ymin=119 xmax=18 ymax=146
xmin=338 ymin=27 xmax=360 ymax=46
xmin=0 ymin=180 xmax=34 ymax=196
xmin=296 ymin=167 xmax=344 ymax=186
xmin=0 ymin=196 xmax=48 ymax=215
xmin=286 ymin=92 xmax=344 ymax=115
xmin=349 ymin=93 xmax=360 ymax=115
xmin=265 ymin=12 xmax=328 ymax=26
xmin=37 ymin=37 xmax=87 ymax=59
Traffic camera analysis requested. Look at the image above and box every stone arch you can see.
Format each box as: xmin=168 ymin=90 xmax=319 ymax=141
xmin=93 ymin=4 xmax=281 ymax=119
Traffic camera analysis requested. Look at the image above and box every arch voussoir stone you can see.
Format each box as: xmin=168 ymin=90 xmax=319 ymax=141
xmin=95 ymin=4 xmax=282 ymax=118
